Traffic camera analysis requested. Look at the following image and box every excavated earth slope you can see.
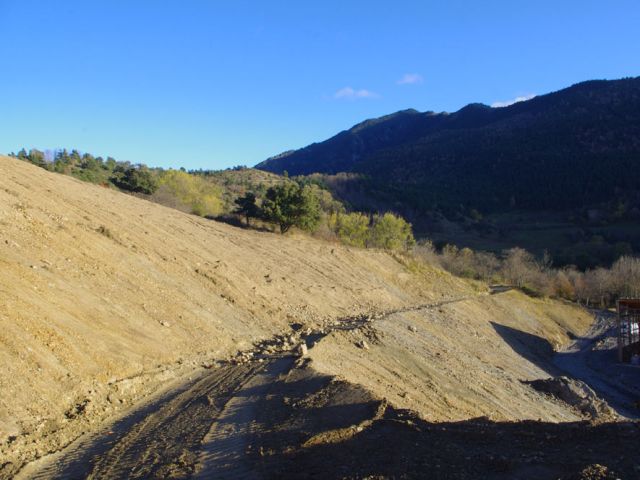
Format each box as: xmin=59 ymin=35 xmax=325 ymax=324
xmin=310 ymin=290 xmax=596 ymax=423
xmin=0 ymin=156 xmax=468 ymax=473
xmin=0 ymin=156 xmax=608 ymax=477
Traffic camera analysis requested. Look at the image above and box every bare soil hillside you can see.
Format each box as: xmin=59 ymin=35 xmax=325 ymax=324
xmin=2 ymin=156 xmax=619 ymax=479
xmin=0 ymin=156 xmax=468 ymax=472
xmin=310 ymin=291 xmax=594 ymax=422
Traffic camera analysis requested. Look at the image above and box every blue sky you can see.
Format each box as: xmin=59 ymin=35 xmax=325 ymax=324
xmin=1 ymin=1 xmax=639 ymax=170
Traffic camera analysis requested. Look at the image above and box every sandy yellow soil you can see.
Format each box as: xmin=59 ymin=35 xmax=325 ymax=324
xmin=0 ymin=156 xmax=469 ymax=470
xmin=310 ymin=291 xmax=593 ymax=422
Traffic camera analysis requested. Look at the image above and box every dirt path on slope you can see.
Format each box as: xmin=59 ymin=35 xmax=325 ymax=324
xmin=15 ymin=294 xmax=479 ymax=479
xmin=16 ymin=363 xmax=264 ymax=480
xmin=15 ymin=295 xmax=640 ymax=480
xmin=554 ymin=311 xmax=640 ymax=419
xmin=193 ymin=358 xmax=294 ymax=479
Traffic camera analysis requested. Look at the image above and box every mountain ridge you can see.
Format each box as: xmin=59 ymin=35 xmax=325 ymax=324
xmin=256 ymin=77 xmax=640 ymax=214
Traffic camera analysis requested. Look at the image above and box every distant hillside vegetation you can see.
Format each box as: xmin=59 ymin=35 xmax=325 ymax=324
xmin=256 ymin=77 xmax=640 ymax=214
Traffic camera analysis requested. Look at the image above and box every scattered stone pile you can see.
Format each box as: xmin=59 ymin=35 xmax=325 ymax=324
xmin=227 ymin=310 xmax=391 ymax=366
xmin=526 ymin=376 xmax=617 ymax=421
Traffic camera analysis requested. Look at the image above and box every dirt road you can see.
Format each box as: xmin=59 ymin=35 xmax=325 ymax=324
xmin=16 ymin=362 xmax=269 ymax=479
xmin=15 ymin=300 xmax=640 ymax=480
xmin=15 ymin=297 xmax=474 ymax=479
xmin=194 ymin=358 xmax=296 ymax=479
xmin=554 ymin=311 xmax=640 ymax=419
xmin=4 ymin=155 xmax=482 ymax=478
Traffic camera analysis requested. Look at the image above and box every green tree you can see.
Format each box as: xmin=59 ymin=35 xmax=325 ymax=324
xmin=105 ymin=157 xmax=117 ymax=171
xmin=27 ymin=149 xmax=47 ymax=168
xmin=80 ymin=153 xmax=101 ymax=171
xmin=110 ymin=164 xmax=159 ymax=194
xmin=368 ymin=212 xmax=415 ymax=250
xmin=262 ymin=183 xmax=321 ymax=234
xmin=157 ymin=169 xmax=223 ymax=217
xmin=331 ymin=212 xmax=370 ymax=247
xmin=53 ymin=149 xmax=72 ymax=173
xmin=234 ymin=192 xmax=260 ymax=225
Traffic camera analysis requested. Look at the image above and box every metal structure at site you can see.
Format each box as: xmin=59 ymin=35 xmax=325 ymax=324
xmin=616 ymin=298 xmax=640 ymax=363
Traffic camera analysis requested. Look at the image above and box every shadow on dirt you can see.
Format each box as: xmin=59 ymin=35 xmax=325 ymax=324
xmin=489 ymin=285 xmax=514 ymax=295
xmin=490 ymin=322 xmax=561 ymax=377
xmin=248 ymin=365 xmax=638 ymax=480
xmin=491 ymin=321 xmax=640 ymax=421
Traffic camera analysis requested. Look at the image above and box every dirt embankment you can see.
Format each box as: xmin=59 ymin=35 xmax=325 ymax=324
xmin=250 ymin=361 xmax=639 ymax=480
xmin=18 ymin=313 xmax=631 ymax=480
xmin=2 ymin=156 xmax=617 ymax=479
xmin=309 ymin=290 xmax=594 ymax=422
xmin=0 ymin=156 xmax=469 ymax=473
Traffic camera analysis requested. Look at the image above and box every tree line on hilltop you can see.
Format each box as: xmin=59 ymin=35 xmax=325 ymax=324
xmin=11 ymin=146 xmax=640 ymax=306
xmin=9 ymin=148 xmax=415 ymax=251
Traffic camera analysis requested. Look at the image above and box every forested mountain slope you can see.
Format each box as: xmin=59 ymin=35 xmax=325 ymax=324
xmin=257 ymin=77 xmax=640 ymax=213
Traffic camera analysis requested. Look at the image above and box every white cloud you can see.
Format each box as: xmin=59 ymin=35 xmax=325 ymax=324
xmin=334 ymin=87 xmax=379 ymax=100
xmin=397 ymin=73 xmax=423 ymax=85
xmin=491 ymin=94 xmax=536 ymax=108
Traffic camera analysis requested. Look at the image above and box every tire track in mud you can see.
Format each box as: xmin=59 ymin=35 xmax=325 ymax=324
xmin=22 ymin=363 xmax=262 ymax=480
xmin=194 ymin=358 xmax=294 ymax=479
xmin=19 ymin=294 xmax=480 ymax=479
xmin=87 ymin=364 xmax=260 ymax=480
